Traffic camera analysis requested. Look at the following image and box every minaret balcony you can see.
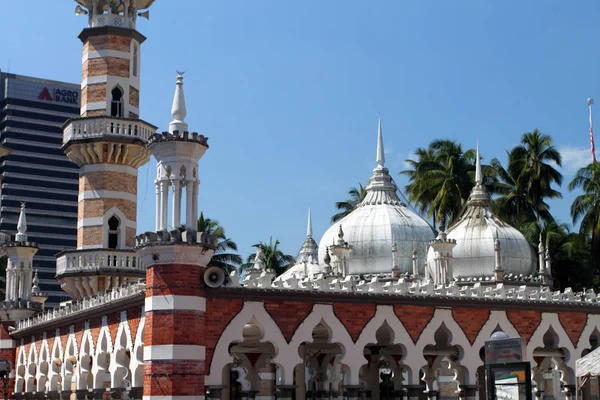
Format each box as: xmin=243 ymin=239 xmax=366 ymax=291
xmin=56 ymin=249 xmax=144 ymax=278
xmin=90 ymin=13 xmax=135 ymax=29
xmin=63 ymin=116 xmax=156 ymax=145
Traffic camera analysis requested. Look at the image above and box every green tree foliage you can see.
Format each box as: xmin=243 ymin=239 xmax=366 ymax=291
xmin=241 ymin=237 xmax=296 ymax=276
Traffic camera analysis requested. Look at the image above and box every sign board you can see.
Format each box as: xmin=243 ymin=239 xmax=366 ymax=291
xmin=4 ymin=75 xmax=80 ymax=106
xmin=486 ymin=362 xmax=532 ymax=400
xmin=485 ymin=338 xmax=526 ymax=364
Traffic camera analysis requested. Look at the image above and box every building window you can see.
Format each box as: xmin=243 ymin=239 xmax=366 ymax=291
xmin=111 ymin=87 xmax=123 ymax=117
xmin=108 ymin=216 xmax=119 ymax=249
xmin=133 ymin=44 xmax=138 ymax=77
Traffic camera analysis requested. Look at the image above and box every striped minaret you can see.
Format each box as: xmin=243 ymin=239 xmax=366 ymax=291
xmin=57 ymin=0 xmax=157 ymax=300
xmin=138 ymin=72 xmax=211 ymax=400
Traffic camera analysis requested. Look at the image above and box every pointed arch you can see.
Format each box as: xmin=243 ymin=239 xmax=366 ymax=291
xmin=15 ymin=343 xmax=26 ymax=393
xmin=103 ymin=206 xmax=128 ymax=249
xmin=206 ymin=301 xmax=287 ymax=386
xmin=354 ymin=305 xmax=421 ymax=384
xmin=49 ymin=329 xmax=63 ymax=391
xmin=110 ymin=311 xmax=134 ymax=388
xmin=527 ymin=313 xmax=575 ymax=364
xmin=110 ymin=85 xmax=124 ymax=117
xmin=37 ymin=333 xmax=51 ymax=393
xmin=130 ymin=310 xmax=145 ymax=388
xmin=575 ymin=314 xmax=600 ymax=359
xmin=289 ymin=304 xmax=356 ymax=385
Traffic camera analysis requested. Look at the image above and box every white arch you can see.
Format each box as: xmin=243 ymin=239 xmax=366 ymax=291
xmin=354 ymin=305 xmax=422 ymax=384
xmin=15 ymin=343 xmax=26 ymax=394
xmin=575 ymin=314 xmax=600 ymax=359
xmin=36 ymin=332 xmax=51 ymax=392
xmin=206 ymin=301 xmax=287 ymax=386
xmin=289 ymin=304 xmax=356 ymax=385
xmin=465 ymin=310 xmax=520 ymax=383
xmin=110 ymin=311 xmax=134 ymax=388
xmin=415 ymin=309 xmax=472 ymax=384
xmin=130 ymin=310 xmax=145 ymax=388
xmin=103 ymin=206 xmax=130 ymax=249
xmin=62 ymin=326 xmax=79 ymax=391
xmin=25 ymin=337 xmax=38 ymax=392
xmin=49 ymin=328 xmax=63 ymax=391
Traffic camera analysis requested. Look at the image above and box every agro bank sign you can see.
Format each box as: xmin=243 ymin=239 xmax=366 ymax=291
xmin=38 ymin=87 xmax=79 ymax=105
xmin=5 ymin=75 xmax=80 ymax=106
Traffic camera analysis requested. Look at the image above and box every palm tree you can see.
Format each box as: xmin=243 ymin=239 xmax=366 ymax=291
xmin=331 ymin=183 xmax=367 ymax=223
xmin=402 ymin=140 xmax=479 ymax=231
xmin=490 ymin=155 xmax=537 ymax=227
xmin=569 ymin=162 xmax=600 ymax=275
xmin=197 ymin=213 xmax=242 ymax=274
xmin=507 ymin=129 xmax=562 ymax=222
xmin=240 ymin=237 xmax=296 ymax=276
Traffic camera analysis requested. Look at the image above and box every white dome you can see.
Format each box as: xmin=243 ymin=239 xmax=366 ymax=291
xmin=319 ymin=202 xmax=434 ymax=275
xmin=318 ymin=119 xmax=434 ymax=275
xmin=426 ymin=181 xmax=537 ymax=279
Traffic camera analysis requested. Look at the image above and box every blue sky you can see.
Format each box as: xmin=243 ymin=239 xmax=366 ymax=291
xmin=3 ymin=1 xmax=600 ymax=257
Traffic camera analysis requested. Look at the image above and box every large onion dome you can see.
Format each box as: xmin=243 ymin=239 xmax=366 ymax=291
xmin=318 ymin=119 xmax=435 ymax=275
xmin=426 ymin=146 xmax=536 ymax=279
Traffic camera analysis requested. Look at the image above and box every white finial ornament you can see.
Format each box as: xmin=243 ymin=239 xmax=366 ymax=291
xmin=307 ymin=207 xmax=313 ymax=238
xmin=169 ymin=71 xmax=188 ymax=133
xmin=376 ymin=116 xmax=385 ymax=168
xmin=16 ymin=202 xmax=27 ymax=242
xmin=475 ymin=141 xmax=482 ymax=185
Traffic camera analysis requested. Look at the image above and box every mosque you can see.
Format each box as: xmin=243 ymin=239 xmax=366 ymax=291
xmin=2 ymin=1 xmax=600 ymax=400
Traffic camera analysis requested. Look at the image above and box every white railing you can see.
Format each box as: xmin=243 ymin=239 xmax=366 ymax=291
xmin=56 ymin=249 xmax=143 ymax=276
xmin=91 ymin=13 xmax=135 ymax=29
xmin=15 ymin=283 xmax=144 ymax=331
xmin=63 ymin=117 xmax=155 ymax=143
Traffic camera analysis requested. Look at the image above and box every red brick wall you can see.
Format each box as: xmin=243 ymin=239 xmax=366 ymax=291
xmin=452 ymin=308 xmax=490 ymax=344
xmin=333 ymin=304 xmax=376 ymax=342
xmin=264 ymin=301 xmax=313 ymax=342
xmin=204 ymin=298 xmax=243 ymax=375
xmin=558 ymin=312 xmax=588 ymax=346
xmin=394 ymin=305 xmax=435 ymax=343
xmin=507 ymin=310 xmax=542 ymax=343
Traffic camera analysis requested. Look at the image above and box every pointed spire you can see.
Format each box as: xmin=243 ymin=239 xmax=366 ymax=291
xmin=32 ymin=270 xmax=40 ymax=295
xmin=475 ymin=141 xmax=482 ymax=185
xmin=16 ymin=202 xmax=27 ymax=242
xmin=307 ymin=207 xmax=313 ymax=238
xmin=169 ymin=71 xmax=188 ymax=134
xmin=376 ymin=116 xmax=385 ymax=168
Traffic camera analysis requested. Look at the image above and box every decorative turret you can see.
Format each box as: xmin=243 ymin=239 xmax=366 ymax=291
xmin=428 ymin=231 xmax=457 ymax=285
xmin=150 ymin=73 xmax=208 ymax=232
xmin=329 ymin=225 xmax=352 ymax=276
xmin=2 ymin=204 xmax=45 ymax=321
xmin=57 ymin=0 xmax=157 ymax=300
xmin=391 ymin=242 xmax=400 ymax=279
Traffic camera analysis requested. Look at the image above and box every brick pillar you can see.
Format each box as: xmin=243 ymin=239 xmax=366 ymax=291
xmin=138 ymin=232 xmax=215 ymax=400
xmin=0 ymin=322 xmax=16 ymax=400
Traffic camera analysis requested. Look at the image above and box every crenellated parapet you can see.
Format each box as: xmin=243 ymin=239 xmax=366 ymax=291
xmin=228 ymin=271 xmax=600 ymax=305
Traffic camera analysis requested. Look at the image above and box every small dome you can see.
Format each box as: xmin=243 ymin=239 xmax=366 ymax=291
xmin=426 ymin=150 xmax=536 ymax=279
xmin=318 ymin=119 xmax=435 ymax=275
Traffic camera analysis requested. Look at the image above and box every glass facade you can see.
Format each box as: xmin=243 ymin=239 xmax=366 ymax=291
xmin=0 ymin=70 xmax=80 ymax=308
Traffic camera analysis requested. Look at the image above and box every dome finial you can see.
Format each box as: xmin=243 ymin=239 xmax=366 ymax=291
xmin=376 ymin=115 xmax=385 ymax=168
xmin=16 ymin=202 xmax=27 ymax=242
xmin=169 ymin=71 xmax=188 ymax=134
xmin=307 ymin=207 xmax=313 ymax=238
xmin=475 ymin=141 xmax=482 ymax=185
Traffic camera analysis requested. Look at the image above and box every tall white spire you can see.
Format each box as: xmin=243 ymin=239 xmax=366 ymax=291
xmin=307 ymin=207 xmax=313 ymax=238
xmin=376 ymin=116 xmax=385 ymax=168
xmin=475 ymin=141 xmax=482 ymax=185
xmin=169 ymin=71 xmax=188 ymax=134
xmin=16 ymin=202 xmax=27 ymax=242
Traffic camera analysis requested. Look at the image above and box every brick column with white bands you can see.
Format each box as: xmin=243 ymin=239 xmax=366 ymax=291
xmin=0 ymin=322 xmax=17 ymax=400
xmin=139 ymin=243 xmax=214 ymax=399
